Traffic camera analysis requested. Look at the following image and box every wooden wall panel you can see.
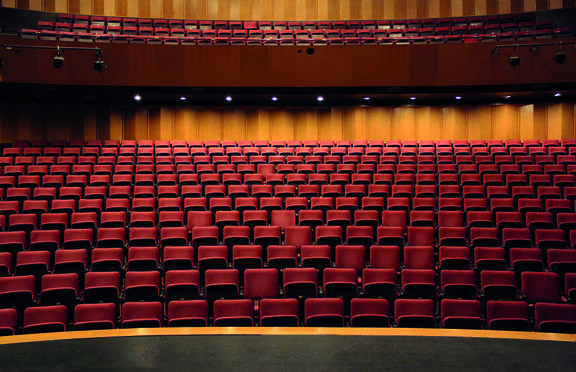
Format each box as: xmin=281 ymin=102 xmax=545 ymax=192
xmin=246 ymin=110 xmax=270 ymax=139
xmin=519 ymin=104 xmax=536 ymax=139
xmin=0 ymin=104 xmax=19 ymax=142
xmin=45 ymin=105 xmax=71 ymax=140
xmin=108 ymin=107 xmax=123 ymax=140
xmin=492 ymin=104 xmax=519 ymax=139
xmin=185 ymin=0 xmax=207 ymax=19
xmin=318 ymin=108 xmax=343 ymax=140
xmin=2 ymin=103 xmax=576 ymax=143
xmin=467 ymin=106 xmax=492 ymax=139
xmin=365 ymin=107 xmax=391 ymax=140
xmin=451 ymin=0 xmax=464 ymax=17
xmin=18 ymin=104 xmax=45 ymax=141
xmin=548 ymin=103 xmax=576 ymax=139
xmin=5 ymin=0 xmax=573 ymax=19
xmin=415 ymin=106 xmax=444 ymax=140
xmin=75 ymin=106 xmax=93 ymax=140
xmin=342 ymin=108 xmax=367 ymax=140
xmin=294 ymin=110 xmax=319 ymax=140
xmin=442 ymin=107 xmax=467 ymax=139
xmin=221 ymin=109 xmax=246 ymax=140
xmin=197 ymin=109 xmax=222 ymax=140
xmin=29 ymin=0 xmax=42 ymax=11
xmin=269 ymin=110 xmax=295 ymax=140
xmin=390 ymin=107 xmax=417 ymax=140
xmin=173 ymin=107 xmax=197 ymax=139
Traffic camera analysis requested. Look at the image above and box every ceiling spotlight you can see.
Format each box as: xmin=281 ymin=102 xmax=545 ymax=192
xmin=455 ymin=96 xmax=462 ymax=100
xmin=410 ymin=97 xmax=416 ymax=100
xmin=554 ymin=51 xmax=566 ymax=64
xmin=505 ymin=95 xmax=511 ymax=99
xmin=555 ymin=93 xmax=562 ymax=97
xmin=180 ymin=97 xmax=186 ymax=101
xmin=134 ymin=95 xmax=141 ymax=101
xmin=226 ymin=96 xmax=232 ymax=101
xmin=271 ymin=97 xmax=278 ymax=101
xmin=509 ymin=56 xmax=520 ymax=68
xmin=317 ymin=96 xmax=324 ymax=102
xmin=363 ymin=97 xmax=370 ymax=101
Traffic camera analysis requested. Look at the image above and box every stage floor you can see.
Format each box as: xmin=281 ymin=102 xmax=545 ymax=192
xmin=0 ymin=328 xmax=574 ymax=371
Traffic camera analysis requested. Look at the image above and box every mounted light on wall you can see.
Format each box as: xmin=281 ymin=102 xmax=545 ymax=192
xmin=93 ymin=50 xmax=106 ymax=71
xmin=508 ymin=56 xmax=520 ymax=68
xmin=554 ymin=50 xmax=566 ymax=64
xmin=52 ymin=46 xmax=64 ymax=69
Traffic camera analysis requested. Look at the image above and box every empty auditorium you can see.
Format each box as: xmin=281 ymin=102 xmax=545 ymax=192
xmin=0 ymin=0 xmax=575 ymax=370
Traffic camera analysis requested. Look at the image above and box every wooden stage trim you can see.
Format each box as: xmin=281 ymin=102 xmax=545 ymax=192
xmin=0 ymin=327 xmax=574 ymax=345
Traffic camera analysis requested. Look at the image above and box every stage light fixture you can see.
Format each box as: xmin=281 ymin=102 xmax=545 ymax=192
xmin=554 ymin=51 xmax=566 ymax=64
xmin=93 ymin=60 xmax=105 ymax=71
xmin=93 ymin=50 xmax=106 ymax=71
xmin=508 ymin=56 xmax=520 ymax=68
xmin=52 ymin=55 xmax=64 ymax=69
xmin=52 ymin=46 xmax=64 ymax=69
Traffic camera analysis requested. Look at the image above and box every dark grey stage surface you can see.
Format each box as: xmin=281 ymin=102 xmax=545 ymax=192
xmin=0 ymin=335 xmax=574 ymax=372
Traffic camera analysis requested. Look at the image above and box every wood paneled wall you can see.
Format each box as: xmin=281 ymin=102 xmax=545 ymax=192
xmin=2 ymin=0 xmax=575 ymax=20
xmin=1 ymin=103 xmax=575 ymax=143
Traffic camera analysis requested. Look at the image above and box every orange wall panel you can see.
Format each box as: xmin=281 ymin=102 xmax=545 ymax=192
xmin=4 ymin=0 xmax=573 ymax=19
xmin=1 ymin=103 xmax=576 ymax=143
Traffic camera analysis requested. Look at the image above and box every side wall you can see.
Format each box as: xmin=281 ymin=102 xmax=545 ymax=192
xmin=1 ymin=103 xmax=574 ymax=142
xmin=1 ymin=0 xmax=575 ymax=20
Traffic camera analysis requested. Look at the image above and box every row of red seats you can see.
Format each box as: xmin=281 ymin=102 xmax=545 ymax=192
xmin=7 ymin=298 xmax=576 ymax=333
xmin=27 ymin=25 xmax=564 ymax=39
xmin=2 ymin=184 xmax=576 ymax=217
xmin=3 ymin=162 xmax=576 ymax=180
xmin=10 ymin=138 xmax=576 ymax=149
xmin=49 ymin=14 xmax=540 ymax=31
xmin=2 ymin=181 xmax=576 ymax=217
xmin=2 ymin=215 xmax=576 ymax=251
xmin=1 ymin=266 xmax=575 ymax=333
xmin=2 ymin=231 xmax=575 ymax=276
xmin=3 ymin=157 xmax=576 ymax=176
xmin=3 ymin=161 xmax=576 ymax=179
xmin=6 ymin=145 xmax=576 ymax=158
xmin=19 ymin=31 xmax=573 ymax=45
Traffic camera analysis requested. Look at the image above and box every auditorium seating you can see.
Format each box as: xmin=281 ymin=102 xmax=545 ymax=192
xmin=0 ymin=138 xmax=575 ymax=334
xmin=19 ymin=12 xmax=575 ymax=45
